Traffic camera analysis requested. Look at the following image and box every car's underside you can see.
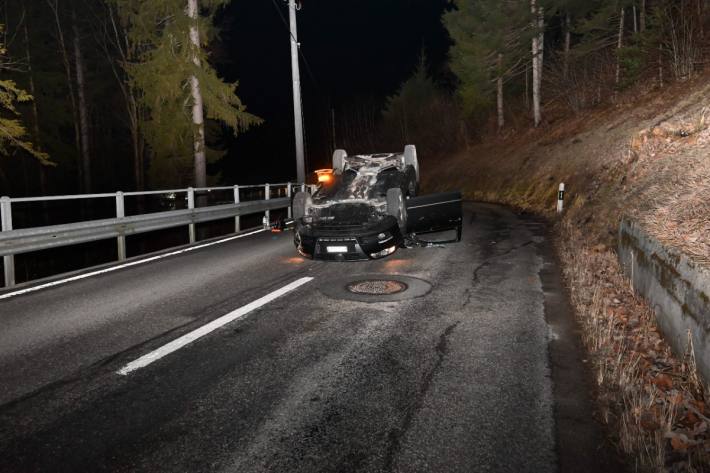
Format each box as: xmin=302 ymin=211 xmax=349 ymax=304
xmin=292 ymin=146 xmax=461 ymax=261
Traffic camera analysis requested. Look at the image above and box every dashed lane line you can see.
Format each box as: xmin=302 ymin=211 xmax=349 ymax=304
xmin=117 ymin=277 xmax=314 ymax=376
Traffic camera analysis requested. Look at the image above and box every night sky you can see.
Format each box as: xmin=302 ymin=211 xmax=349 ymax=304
xmin=216 ymin=0 xmax=451 ymax=184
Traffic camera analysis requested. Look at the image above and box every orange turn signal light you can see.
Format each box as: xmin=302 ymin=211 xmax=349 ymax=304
xmin=315 ymin=169 xmax=334 ymax=184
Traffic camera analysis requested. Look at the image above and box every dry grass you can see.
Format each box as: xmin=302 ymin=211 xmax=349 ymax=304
xmin=560 ymin=222 xmax=710 ymax=472
xmin=629 ymin=116 xmax=710 ymax=266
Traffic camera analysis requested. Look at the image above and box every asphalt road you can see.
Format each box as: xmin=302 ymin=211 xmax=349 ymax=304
xmin=0 ymin=203 xmax=623 ymax=472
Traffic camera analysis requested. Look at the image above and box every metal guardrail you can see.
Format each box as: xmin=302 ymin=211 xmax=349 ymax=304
xmin=0 ymin=183 xmax=311 ymax=288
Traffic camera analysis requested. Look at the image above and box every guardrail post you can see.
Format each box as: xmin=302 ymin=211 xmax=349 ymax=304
xmin=187 ymin=187 xmax=196 ymax=243
xmin=287 ymin=183 xmax=292 ymax=219
xmin=301 ymin=183 xmax=306 ymax=193
xmin=1 ymin=197 xmax=14 ymax=287
xmin=233 ymin=185 xmax=241 ymax=233
xmin=264 ymin=184 xmax=271 ymax=227
xmin=115 ymin=191 xmax=126 ymax=261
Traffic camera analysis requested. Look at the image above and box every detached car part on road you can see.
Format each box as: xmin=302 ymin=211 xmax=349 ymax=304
xmin=291 ymin=145 xmax=463 ymax=261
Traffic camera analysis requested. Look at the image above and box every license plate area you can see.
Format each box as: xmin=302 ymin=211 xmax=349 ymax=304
xmin=326 ymin=246 xmax=348 ymax=254
xmin=317 ymin=237 xmax=363 ymax=260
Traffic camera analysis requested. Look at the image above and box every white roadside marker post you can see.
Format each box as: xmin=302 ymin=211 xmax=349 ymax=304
xmin=557 ymin=183 xmax=565 ymax=214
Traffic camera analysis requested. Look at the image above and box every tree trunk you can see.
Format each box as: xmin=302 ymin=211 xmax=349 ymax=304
xmin=22 ymin=10 xmax=47 ymax=195
xmin=131 ymin=124 xmax=144 ymax=191
xmin=48 ymin=0 xmax=82 ymax=191
xmin=187 ymin=0 xmax=207 ymax=189
xmin=659 ymin=43 xmax=664 ymax=88
xmin=640 ymin=0 xmax=646 ymax=32
xmin=525 ymin=62 xmax=530 ymax=110
xmin=103 ymin=7 xmax=144 ymax=190
xmin=531 ymin=0 xmax=543 ymax=127
xmin=72 ymin=9 xmax=91 ymax=192
xmin=537 ymin=5 xmax=544 ymax=83
xmin=633 ymin=5 xmax=638 ymax=34
xmin=497 ymin=53 xmax=504 ymax=131
xmin=564 ymin=12 xmax=571 ymax=79
xmin=699 ymin=0 xmax=705 ymax=38
xmin=615 ymin=7 xmax=625 ymax=99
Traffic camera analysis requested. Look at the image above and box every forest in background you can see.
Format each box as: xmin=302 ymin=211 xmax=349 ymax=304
xmin=1 ymin=0 xmax=709 ymax=197
xmin=351 ymin=0 xmax=710 ymax=161
xmin=0 ymin=0 xmax=259 ymax=197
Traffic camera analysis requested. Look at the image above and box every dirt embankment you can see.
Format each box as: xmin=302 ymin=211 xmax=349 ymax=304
xmin=423 ymin=75 xmax=710 ymax=471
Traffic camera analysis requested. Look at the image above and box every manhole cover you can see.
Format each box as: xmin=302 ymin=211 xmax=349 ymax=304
xmin=346 ymin=279 xmax=408 ymax=295
xmin=319 ymin=274 xmax=432 ymax=302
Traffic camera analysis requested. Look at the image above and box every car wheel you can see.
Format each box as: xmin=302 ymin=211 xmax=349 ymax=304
xmin=386 ymin=188 xmax=407 ymax=233
xmin=292 ymin=191 xmax=312 ymax=220
xmin=404 ymin=145 xmax=419 ymax=183
xmin=333 ymin=149 xmax=347 ymax=174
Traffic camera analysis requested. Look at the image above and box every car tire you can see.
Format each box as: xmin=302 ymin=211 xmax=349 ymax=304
xmin=404 ymin=145 xmax=419 ymax=183
xmin=386 ymin=188 xmax=407 ymax=233
xmin=292 ymin=191 xmax=312 ymax=220
xmin=333 ymin=149 xmax=347 ymax=174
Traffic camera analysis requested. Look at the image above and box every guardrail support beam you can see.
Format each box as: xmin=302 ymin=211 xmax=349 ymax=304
xmin=233 ymin=185 xmax=241 ymax=232
xmin=1 ymin=196 xmax=15 ymax=287
xmin=115 ymin=192 xmax=126 ymax=261
xmin=187 ymin=187 xmax=196 ymax=243
xmin=264 ymin=184 xmax=271 ymax=227
xmin=287 ymin=183 xmax=292 ymax=219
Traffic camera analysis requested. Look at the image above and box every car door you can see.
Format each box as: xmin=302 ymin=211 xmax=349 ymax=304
xmin=405 ymin=191 xmax=463 ymax=240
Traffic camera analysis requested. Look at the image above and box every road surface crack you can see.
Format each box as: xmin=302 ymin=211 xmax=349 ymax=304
xmin=462 ymin=240 xmax=535 ymax=308
xmin=383 ymin=322 xmax=459 ymax=472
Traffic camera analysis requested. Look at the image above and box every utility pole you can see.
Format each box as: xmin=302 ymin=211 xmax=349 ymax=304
xmin=289 ymin=0 xmax=306 ymax=184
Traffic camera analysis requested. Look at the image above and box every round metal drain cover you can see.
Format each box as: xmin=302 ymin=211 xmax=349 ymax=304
xmin=347 ymin=279 xmax=408 ymax=295
xmin=319 ymin=274 xmax=432 ymax=302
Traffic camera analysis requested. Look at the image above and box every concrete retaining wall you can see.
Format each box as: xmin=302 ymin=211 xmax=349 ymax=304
xmin=618 ymin=218 xmax=710 ymax=381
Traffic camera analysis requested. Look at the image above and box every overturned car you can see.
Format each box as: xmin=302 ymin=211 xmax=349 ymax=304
xmin=291 ymin=145 xmax=463 ymax=261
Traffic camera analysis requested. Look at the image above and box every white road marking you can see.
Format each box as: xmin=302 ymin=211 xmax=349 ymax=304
xmin=117 ymin=277 xmax=314 ymax=376
xmin=0 ymin=229 xmax=269 ymax=301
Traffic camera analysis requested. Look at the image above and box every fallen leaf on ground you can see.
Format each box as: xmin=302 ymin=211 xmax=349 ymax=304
xmin=651 ymin=374 xmax=674 ymax=390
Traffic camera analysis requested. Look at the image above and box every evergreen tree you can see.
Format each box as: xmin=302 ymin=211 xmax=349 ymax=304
xmin=108 ymin=0 xmax=261 ymax=186
xmin=382 ymin=56 xmax=457 ymax=153
xmin=444 ymin=0 xmax=539 ymax=127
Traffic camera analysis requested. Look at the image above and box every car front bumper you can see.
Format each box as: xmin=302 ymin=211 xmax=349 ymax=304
xmin=294 ymin=217 xmax=404 ymax=261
